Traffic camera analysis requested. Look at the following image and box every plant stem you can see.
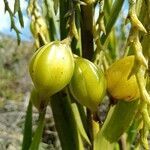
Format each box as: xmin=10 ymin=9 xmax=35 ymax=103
xmin=22 ymin=100 xmax=32 ymax=150
xmin=59 ymin=0 xmax=69 ymax=40
xmin=29 ymin=109 xmax=46 ymax=150
xmin=81 ymin=4 xmax=94 ymax=60
xmin=80 ymin=3 xmax=94 ymax=148
xmin=87 ymin=109 xmax=94 ymax=146
xmin=51 ymin=90 xmax=79 ymax=150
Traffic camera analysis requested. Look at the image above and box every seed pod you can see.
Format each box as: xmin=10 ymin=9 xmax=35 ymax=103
xmin=29 ymin=41 xmax=74 ymax=97
xmin=82 ymin=0 xmax=95 ymax=5
xmin=106 ymin=56 xmax=139 ymax=101
xmin=69 ymin=57 xmax=106 ymax=111
xmin=30 ymin=87 xmax=46 ymax=111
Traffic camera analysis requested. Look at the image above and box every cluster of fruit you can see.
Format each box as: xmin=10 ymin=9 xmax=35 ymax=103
xmin=29 ymin=41 xmax=139 ymax=111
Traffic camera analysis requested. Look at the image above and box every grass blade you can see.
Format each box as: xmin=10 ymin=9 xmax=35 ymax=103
xmin=22 ymin=100 xmax=32 ymax=150
xmin=51 ymin=90 xmax=80 ymax=150
xmin=29 ymin=110 xmax=46 ymax=150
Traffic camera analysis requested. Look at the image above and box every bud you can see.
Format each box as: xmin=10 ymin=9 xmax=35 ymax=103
xmin=69 ymin=57 xmax=106 ymax=111
xmin=29 ymin=41 xmax=74 ymax=97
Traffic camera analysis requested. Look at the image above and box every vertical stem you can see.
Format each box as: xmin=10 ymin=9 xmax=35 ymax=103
xmin=22 ymin=101 xmax=32 ymax=150
xmin=81 ymin=4 xmax=94 ymax=60
xmin=51 ymin=90 xmax=79 ymax=150
xmin=80 ymin=3 xmax=94 ymax=148
xmin=59 ymin=0 xmax=69 ymax=40
xmin=87 ymin=109 xmax=94 ymax=145
xmin=29 ymin=109 xmax=46 ymax=150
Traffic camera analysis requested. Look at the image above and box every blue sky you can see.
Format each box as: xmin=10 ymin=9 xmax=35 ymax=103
xmin=0 ymin=0 xmax=128 ymax=42
xmin=0 ymin=0 xmax=32 ymax=41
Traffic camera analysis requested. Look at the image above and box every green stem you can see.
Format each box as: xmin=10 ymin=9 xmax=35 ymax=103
xmin=22 ymin=100 xmax=32 ymax=150
xmin=29 ymin=109 xmax=46 ymax=150
xmin=50 ymin=90 xmax=79 ymax=150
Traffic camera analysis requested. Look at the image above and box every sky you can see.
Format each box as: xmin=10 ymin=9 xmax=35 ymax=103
xmin=0 ymin=0 xmax=32 ymax=41
xmin=0 ymin=0 xmax=128 ymax=42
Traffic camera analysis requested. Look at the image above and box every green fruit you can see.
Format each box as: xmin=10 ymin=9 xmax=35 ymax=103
xmin=29 ymin=41 xmax=74 ymax=97
xmin=106 ymin=56 xmax=139 ymax=101
xmin=69 ymin=57 xmax=106 ymax=111
xmin=82 ymin=0 xmax=95 ymax=5
xmin=30 ymin=88 xmax=41 ymax=111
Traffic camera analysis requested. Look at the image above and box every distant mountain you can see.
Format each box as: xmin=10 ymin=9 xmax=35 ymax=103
xmin=0 ymin=33 xmax=34 ymax=101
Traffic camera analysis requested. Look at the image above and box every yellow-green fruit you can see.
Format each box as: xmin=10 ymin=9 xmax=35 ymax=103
xmin=29 ymin=41 xmax=74 ymax=97
xmin=106 ymin=56 xmax=139 ymax=101
xmin=30 ymin=87 xmax=49 ymax=111
xmin=82 ymin=0 xmax=95 ymax=5
xmin=69 ymin=57 xmax=106 ymax=111
xmin=30 ymin=88 xmax=41 ymax=111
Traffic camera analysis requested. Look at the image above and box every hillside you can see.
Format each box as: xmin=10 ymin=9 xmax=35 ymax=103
xmin=0 ymin=34 xmax=34 ymax=149
xmin=0 ymin=34 xmax=34 ymax=102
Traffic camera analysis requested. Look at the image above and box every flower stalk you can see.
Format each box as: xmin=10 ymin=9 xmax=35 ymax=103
xmin=128 ymin=0 xmax=150 ymax=149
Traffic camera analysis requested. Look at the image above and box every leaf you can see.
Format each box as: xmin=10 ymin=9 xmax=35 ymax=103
xmin=94 ymin=100 xmax=139 ymax=150
xmin=77 ymin=130 xmax=85 ymax=150
xmin=22 ymin=100 xmax=32 ymax=150
xmin=72 ymin=103 xmax=91 ymax=145
xmin=29 ymin=110 xmax=46 ymax=150
xmin=94 ymin=131 xmax=115 ymax=150
xmin=54 ymin=0 xmax=59 ymax=15
xmin=14 ymin=0 xmax=19 ymax=14
xmin=101 ymin=0 xmax=125 ymax=44
xmin=51 ymin=90 xmax=80 ymax=150
xmin=18 ymin=8 xmax=24 ymax=27
xmin=14 ymin=0 xmax=24 ymax=27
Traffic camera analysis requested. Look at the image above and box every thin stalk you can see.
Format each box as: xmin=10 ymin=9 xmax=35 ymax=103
xmin=87 ymin=109 xmax=94 ymax=147
xmin=29 ymin=109 xmax=46 ymax=150
xmin=22 ymin=100 xmax=32 ymax=150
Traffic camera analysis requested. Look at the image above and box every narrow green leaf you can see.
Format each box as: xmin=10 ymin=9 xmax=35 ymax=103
xmin=101 ymin=0 xmax=125 ymax=44
xmin=72 ymin=103 xmax=91 ymax=145
xmin=22 ymin=100 xmax=32 ymax=150
xmin=29 ymin=110 xmax=46 ymax=150
xmin=14 ymin=0 xmax=19 ymax=14
xmin=18 ymin=9 xmax=24 ymax=27
xmin=54 ymin=0 xmax=59 ymax=15
xmin=14 ymin=0 xmax=24 ymax=27
xmin=78 ymin=130 xmax=85 ymax=150
xmin=51 ymin=90 xmax=80 ymax=150
xmin=126 ymin=116 xmax=142 ymax=149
